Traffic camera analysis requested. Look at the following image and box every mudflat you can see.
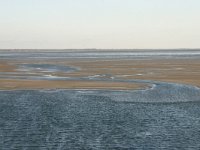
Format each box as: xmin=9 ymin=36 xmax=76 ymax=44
xmin=0 ymin=51 xmax=200 ymax=90
xmin=0 ymin=79 xmax=147 ymax=90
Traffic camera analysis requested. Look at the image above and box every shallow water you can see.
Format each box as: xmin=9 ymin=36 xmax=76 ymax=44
xmin=17 ymin=64 xmax=77 ymax=73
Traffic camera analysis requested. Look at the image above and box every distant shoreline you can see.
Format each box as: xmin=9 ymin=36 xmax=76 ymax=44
xmin=1 ymin=48 xmax=200 ymax=52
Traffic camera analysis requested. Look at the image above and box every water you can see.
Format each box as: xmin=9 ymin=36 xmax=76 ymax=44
xmin=17 ymin=64 xmax=78 ymax=73
xmin=1 ymin=49 xmax=200 ymax=60
xmin=1 ymin=89 xmax=200 ymax=149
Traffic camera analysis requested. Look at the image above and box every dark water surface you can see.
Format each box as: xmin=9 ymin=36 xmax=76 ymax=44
xmin=1 ymin=89 xmax=200 ymax=150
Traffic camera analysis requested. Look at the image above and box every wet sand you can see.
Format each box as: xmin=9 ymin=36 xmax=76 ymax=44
xmin=65 ymin=58 xmax=200 ymax=87
xmin=1 ymin=57 xmax=200 ymax=90
xmin=0 ymin=79 xmax=147 ymax=90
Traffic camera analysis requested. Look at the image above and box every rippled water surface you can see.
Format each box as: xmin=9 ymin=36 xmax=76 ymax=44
xmin=1 ymin=90 xmax=200 ymax=149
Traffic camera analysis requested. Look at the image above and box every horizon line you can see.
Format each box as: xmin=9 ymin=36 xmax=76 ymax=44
xmin=1 ymin=48 xmax=200 ymax=50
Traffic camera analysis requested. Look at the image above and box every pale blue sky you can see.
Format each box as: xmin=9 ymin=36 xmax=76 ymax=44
xmin=0 ymin=0 xmax=200 ymax=49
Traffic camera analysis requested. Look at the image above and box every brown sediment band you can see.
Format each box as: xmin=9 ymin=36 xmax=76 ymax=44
xmin=1 ymin=58 xmax=200 ymax=88
xmin=63 ymin=59 xmax=200 ymax=87
xmin=0 ymin=79 xmax=148 ymax=90
xmin=0 ymin=61 xmax=16 ymax=72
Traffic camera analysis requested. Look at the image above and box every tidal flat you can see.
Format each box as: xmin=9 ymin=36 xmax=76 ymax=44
xmin=1 ymin=49 xmax=200 ymax=149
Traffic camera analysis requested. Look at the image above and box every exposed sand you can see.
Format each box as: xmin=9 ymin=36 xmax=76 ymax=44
xmin=63 ymin=59 xmax=200 ymax=87
xmin=1 ymin=58 xmax=200 ymax=90
xmin=0 ymin=79 xmax=147 ymax=90
xmin=0 ymin=61 xmax=15 ymax=72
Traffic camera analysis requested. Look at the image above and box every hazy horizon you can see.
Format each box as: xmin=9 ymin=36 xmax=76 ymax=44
xmin=1 ymin=48 xmax=200 ymax=51
xmin=1 ymin=0 xmax=200 ymax=49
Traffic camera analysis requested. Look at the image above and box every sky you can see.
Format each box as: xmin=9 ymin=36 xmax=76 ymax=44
xmin=0 ymin=0 xmax=200 ymax=49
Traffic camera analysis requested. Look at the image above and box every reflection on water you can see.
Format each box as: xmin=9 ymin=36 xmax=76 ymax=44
xmin=17 ymin=64 xmax=78 ymax=73
xmin=1 ymin=90 xmax=200 ymax=149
